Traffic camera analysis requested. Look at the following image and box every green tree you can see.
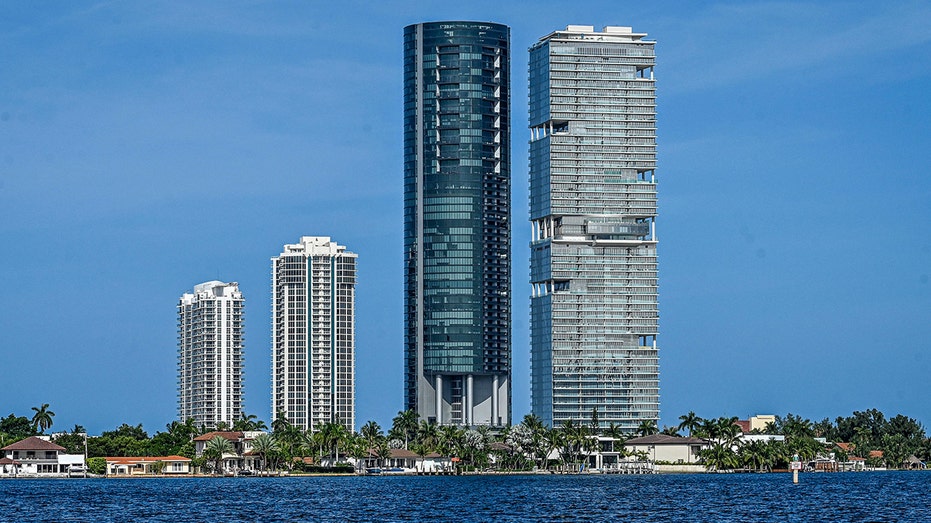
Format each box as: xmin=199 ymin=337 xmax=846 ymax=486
xmin=203 ymin=436 xmax=233 ymax=475
xmin=0 ymin=413 xmax=36 ymax=441
xmin=53 ymin=426 xmax=87 ymax=455
xmin=86 ymin=457 xmax=107 ymax=475
xmin=319 ymin=422 xmax=350 ymax=463
xmin=462 ymin=428 xmax=488 ymax=470
xmin=150 ymin=460 xmax=166 ymax=475
xmin=678 ymin=411 xmax=702 ymax=438
xmin=699 ymin=442 xmax=739 ymax=471
xmin=604 ymin=422 xmax=625 ymax=441
xmin=30 ymin=404 xmax=55 ymax=434
xmin=636 ymin=419 xmax=658 ymax=437
xmin=416 ymin=420 xmax=439 ymax=454
xmin=437 ymin=425 xmax=463 ymax=458
xmin=544 ymin=427 xmax=565 ymax=468
xmin=391 ymin=410 xmax=420 ymax=450
xmin=250 ymin=433 xmax=279 ymax=473
xmin=361 ymin=421 xmax=384 ymax=450
xmin=233 ymin=413 xmax=268 ymax=432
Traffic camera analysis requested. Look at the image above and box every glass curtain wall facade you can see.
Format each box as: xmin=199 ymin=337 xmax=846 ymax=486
xmin=271 ymin=236 xmax=357 ymax=432
xmin=177 ymin=281 xmax=244 ymax=428
xmin=529 ymin=25 xmax=659 ymax=431
xmin=404 ymin=21 xmax=511 ymax=427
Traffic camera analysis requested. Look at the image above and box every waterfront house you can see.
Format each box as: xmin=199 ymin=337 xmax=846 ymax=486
xmin=1 ymin=436 xmax=85 ymax=477
xmin=194 ymin=431 xmax=265 ymax=473
xmin=359 ymin=449 xmax=452 ymax=473
xmin=0 ymin=457 xmax=21 ymax=476
xmin=624 ymin=434 xmax=708 ymax=464
xmin=106 ymin=456 xmax=192 ymax=475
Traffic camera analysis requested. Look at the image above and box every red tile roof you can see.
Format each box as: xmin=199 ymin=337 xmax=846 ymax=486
xmin=0 ymin=457 xmax=21 ymax=465
xmin=106 ymin=456 xmax=191 ymax=464
xmin=193 ymin=431 xmax=243 ymax=442
xmin=1 ymin=436 xmax=66 ymax=452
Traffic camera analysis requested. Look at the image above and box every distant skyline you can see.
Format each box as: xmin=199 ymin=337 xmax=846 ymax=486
xmin=1 ymin=2 xmax=929 ymax=435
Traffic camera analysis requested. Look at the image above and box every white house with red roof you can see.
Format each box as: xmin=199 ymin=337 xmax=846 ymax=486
xmin=105 ymin=456 xmax=192 ymax=475
xmin=1 ymin=436 xmax=85 ymax=477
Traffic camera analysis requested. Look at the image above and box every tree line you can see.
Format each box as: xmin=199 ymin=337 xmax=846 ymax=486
xmin=2 ymin=405 xmax=928 ymax=472
xmin=671 ymin=410 xmax=929 ymax=471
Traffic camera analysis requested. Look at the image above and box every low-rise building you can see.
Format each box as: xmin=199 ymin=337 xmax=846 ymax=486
xmin=194 ymin=431 xmax=265 ymax=473
xmin=624 ymin=434 xmax=708 ymax=464
xmin=106 ymin=456 xmax=192 ymax=475
xmin=0 ymin=436 xmax=85 ymax=477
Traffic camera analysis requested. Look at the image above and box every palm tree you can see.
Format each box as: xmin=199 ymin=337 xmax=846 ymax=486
xmin=544 ymin=427 xmax=565 ymax=469
xmin=715 ymin=417 xmax=741 ymax=447
xmin=392 ymin=410 xmax=420 ymax=450
xmin=604 ymin=422 xmax=625 ymax=441
xmin=30 ymin=404 xmax=55 ymax=434
xmin=416 ymin=421 xmax=439 ymax=454
xmin=678 ymin=411 xmax=701 ymax=438
xmin=327 ymin=423 xmax=350 ymax=463
xmin=250 ymin=433 xmax=279 ymax=474
xmin=361 ymin=421 xmax=383 ymax=449
xmin=699 ymin=441 xmax=738 ymax=471
xmin=346 ymin=433 xmax=369 ymax=473
xmin=233 ymin=413 xmax=268 ymax=432
xmin=437 ymin=425 xmax=462 ymax=457
xmin=740 ymin=440 xmax=768 ymax=471
xmin=636 ymin=419 xmax=658 ymax=437
xmin=560 ymin=420 xmax=591 ymax=468
xmin=203 ymin=436 xmax=234 ymax=475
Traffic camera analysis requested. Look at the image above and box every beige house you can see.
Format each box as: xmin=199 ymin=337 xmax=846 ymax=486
xmin=624 ymin=434 xmax=708 ymax=464
xmin=194 ymin=431 xmax=265 ymax=473
xmin=106 ymin=456 xmax=192 ymax=475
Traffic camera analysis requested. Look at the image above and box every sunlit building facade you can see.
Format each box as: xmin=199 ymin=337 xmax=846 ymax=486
xmin=178 ymin=281 xmax=244 ymax=427
xmin=529 ymin=25 xmax=659 ymax=431
xmin=403 ymin=21 xmax=511 ymax=426
xmin=271 ymin=236 xmax=357 ymax=432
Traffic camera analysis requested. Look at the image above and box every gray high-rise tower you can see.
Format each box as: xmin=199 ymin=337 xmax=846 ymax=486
xmin=529 ymin=25 xmax=659 ymax=431
xmin=403 ymin=21 xmax=511 ymax=427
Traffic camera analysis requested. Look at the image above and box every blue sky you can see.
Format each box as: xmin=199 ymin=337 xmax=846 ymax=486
xmin=2 ymin=1 xmax=929 ymax=435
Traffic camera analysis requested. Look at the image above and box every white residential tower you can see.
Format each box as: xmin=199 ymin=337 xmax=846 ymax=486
xmin=271 ymin=236 xmax=357 ymax=432
xmin=177 ymin=281 xmax=245 ymax=427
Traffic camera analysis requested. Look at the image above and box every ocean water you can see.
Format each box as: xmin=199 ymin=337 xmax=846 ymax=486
xmin=1 ymin=472 xmax=928 ymax=522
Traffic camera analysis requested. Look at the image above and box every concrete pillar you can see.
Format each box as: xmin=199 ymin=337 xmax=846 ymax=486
xmin=466 ymin=374 xmax=474 ymax=426
xmin=435 ymin=374 xmax=443 ymax=425
xmin=492 ymin=374 xmax=499 ymax=426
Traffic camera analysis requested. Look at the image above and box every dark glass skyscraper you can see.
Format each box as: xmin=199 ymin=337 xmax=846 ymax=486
xmin=404 ymin=21 xmax=511 ymax=427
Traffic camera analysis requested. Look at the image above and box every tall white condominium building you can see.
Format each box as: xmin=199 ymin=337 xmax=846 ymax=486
xmin=271 ymin=236 xmax=357 ymax=432
xmin=177 ymin=281 xmax=245 ymax=427
xmin=529 ymin=25 xmax=659 ymax=431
